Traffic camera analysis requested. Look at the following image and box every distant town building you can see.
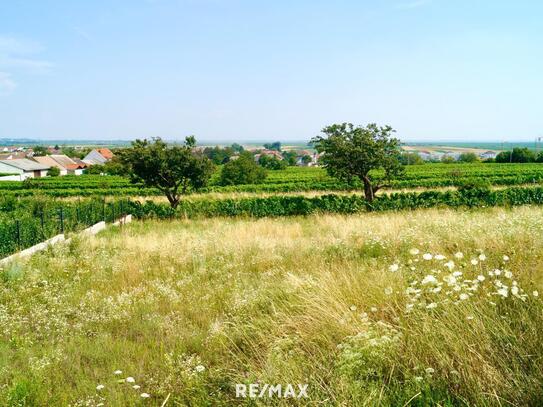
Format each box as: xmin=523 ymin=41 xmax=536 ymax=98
xmin=0 ymin=159 xmax=50 ymax=180
xmin=83 ymin=148 xmax=114 ymax=165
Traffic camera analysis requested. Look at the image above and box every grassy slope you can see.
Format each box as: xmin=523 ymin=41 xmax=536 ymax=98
xmin=1 ymin=207 xmax=543 ymax=405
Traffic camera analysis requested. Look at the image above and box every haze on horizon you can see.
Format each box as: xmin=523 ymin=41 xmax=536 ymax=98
xmin=0 ymin=1 xmax=542 ymax=143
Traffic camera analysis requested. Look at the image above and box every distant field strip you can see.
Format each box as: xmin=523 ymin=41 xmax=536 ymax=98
xmin=1 ymin=164 xmax=543 ymax=197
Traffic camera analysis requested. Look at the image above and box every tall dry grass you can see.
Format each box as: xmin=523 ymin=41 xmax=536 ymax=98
xmin=1 ymin=206 xmax=543 ymax=405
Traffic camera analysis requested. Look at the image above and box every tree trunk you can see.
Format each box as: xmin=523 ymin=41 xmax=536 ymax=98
xmin=362 ymin=177 xmax=375 ymax=202
xmin=165 ymin=192 xmax=180 ymax=209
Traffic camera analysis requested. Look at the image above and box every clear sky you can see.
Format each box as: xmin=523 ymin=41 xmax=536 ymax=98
xmin=0 ymin=0 xmax=542 ymax=142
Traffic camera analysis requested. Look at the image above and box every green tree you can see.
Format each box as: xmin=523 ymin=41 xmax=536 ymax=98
xmin=32 ymin=145 xmax=47 ymax=156
xmin=399 ymin=152 xmax=424 ymax=165
xmin=120 ymin=137 xmax=214 ymax=208
xmin=311 ymin=123 xmax=404 ymax=202
xmin=219 ymin=152 xmax=267 ymax=185
xmin=496 ymin=148 xmax=535 ymax=163
xmin=258 ymin=154 xmax=287 ymax=170
xmin=301 ymin=155 xmax=313 ymax=165
xmin=441 ymin=155 xmax=456 ymax=164
xmin=458 ymin=152 xmax=480 ymax=163
xmin=263 ymin=142 xmax=281 ymax=151
xmin=231 ymin=143 xmax=244 ymax=153
xmin=47 ymin=166 xmax=60 ymax=177
xmin=281 ymin=151 xmax=298 ymax=166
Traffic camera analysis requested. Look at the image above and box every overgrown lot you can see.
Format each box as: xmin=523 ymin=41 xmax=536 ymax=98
xmin=1 ymin=207 xmax=543 ymax=405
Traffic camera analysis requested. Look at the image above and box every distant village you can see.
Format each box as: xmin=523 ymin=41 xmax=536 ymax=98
xmin=0 ymin=145 xmax=114 ymax=181
xmin=0 ymin=142 xmax=500 ymax=181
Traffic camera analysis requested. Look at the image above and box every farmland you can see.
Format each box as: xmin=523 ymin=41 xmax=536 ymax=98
xmin=3 ymin=162 xmax=543 ymax=405
xmin=1 ymin=207 xmax=543 ymax=405
xmin=1 ymin=163 xmax=543 ymax=198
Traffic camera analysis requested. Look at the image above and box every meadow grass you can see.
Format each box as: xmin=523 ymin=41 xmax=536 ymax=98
xmin=1 ymin=207 xmax=543 ymax=405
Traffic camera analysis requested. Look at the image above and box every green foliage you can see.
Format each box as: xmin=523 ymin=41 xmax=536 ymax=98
xmin=263 ymin=141 xmax=281 ymax=151
xmin=47 ymin=167 xmax=60 ymax=177
xmin=441 ymin=155 xmax=455 ymax=163
xmin=496 ymin=148 xmax=536 ymax=163
xmin=32 ymin=145 xmax=47 ymax=156
xmin=399 ymin=152 xmax=424 ymax=165
xmin=219 ymin=153 xmax=267 ymax=186
xmin=203 ymin=146 xmax=234 ymax=165
xmin=311 ymin=123 xmax=404 ymax=201
xmin=458 ymin=152 xmax=480 ymax=163
xmin=120 ymin=137 xmax=214 ymax=208
xmin=258 ymin=154 xmax=287 ymax=170
xmin=0 ymin=198 xmax=130 ymax=258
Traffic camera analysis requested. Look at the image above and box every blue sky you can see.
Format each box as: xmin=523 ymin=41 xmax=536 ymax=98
xmin=0 ymin=0 xmax=542 ymax=142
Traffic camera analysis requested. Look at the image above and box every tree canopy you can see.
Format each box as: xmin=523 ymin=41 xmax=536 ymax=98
xmin=219 ymin=152 xmax=267 ymax=186
xmin=311 ymin=123 xmax=404 ymax=201
xmin=120 ymin=136 xmax=214 ymax=208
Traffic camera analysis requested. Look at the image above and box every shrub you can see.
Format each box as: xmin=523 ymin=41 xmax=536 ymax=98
xmin=219 ymin=154 xmax=267 ymax=186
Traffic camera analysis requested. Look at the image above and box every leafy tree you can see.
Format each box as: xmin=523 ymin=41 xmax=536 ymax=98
xmin=120 ymin=137 xmax=214 ymax=208
xmin=311 ymin=123 xmax=404 ymax=202
xmin=281 ymin=151 xmax=298 ymax=166
xmin=203 ymin=146 xmax=234 ymax=165
xmin=458 ymin=152 xmax=480 ymax=163
xmin=47 ymin=166 xmax=60 ymax=177
xmin=263 ymin=142 xmax=281 ymax=151
xmin=301 ymin=155 xmax=313 ymax=165
xmin=496 ymin=148 xmax=535 ymax=163
xmin=399 ymin=152 xmax=424 ymax=165
xmin=441 ymin=155 xmax=456 ymax=164
xmin=32 ymin=145 xmax=47 ymax=156
xmin=231 ymin=143 xmax=244 ymax=153
xmin=258 ymin=154 xmax=287 ymax=170
xmin=86 ymin=165 xmax=105 ymax=175
xmin=219 ymin=152 xmax=267 ymax=185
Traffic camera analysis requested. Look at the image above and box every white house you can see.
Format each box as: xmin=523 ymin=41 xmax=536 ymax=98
xmin=0 ymin=159 xmax=50 ymax=180
xmin=83 ymin=148 xmax=114 ymax=165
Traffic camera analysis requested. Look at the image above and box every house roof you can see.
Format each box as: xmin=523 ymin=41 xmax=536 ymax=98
xmin=0 ymin=158 xmax=50 ymax=171
xmin=96 ymin=148 xmax=114 ymax=159
xmin=50 ymin=154 xmax=80 ymax=169
xmin=33 ymin=155 xmax=67 ymax=170
xmin=72 ymin=158 xmax=89 ymax=168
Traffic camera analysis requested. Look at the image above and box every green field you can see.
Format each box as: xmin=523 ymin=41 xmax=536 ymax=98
xmin=2 ymin=163 xmax=543 ymax=198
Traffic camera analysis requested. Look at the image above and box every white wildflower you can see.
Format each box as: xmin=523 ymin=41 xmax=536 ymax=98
xmin=384 ymin=287 xmax=393 ymax=295
xmin=479 ymin=254 xmax=486 ymax=261
xmin=477 ymin=275 xmax=485 ymax=282
xmin=444 ymin=260 xmax=455 ymax=270
xmin=533 ymin=291 xmax=539 ymax=297
xmin=504 ymin=271 xmax=513 ymax=279
xmin=409 ymin=248 xmax=420 ymax=255
xmin=195 ymin=365 xmax=206 ymax=373
xmin=389 ymin=264 xmax=399 ymax=272
xmin=421 ymin=275 xmax=438 ymax=285
xmin=370 ymin=307 xmax=378 ymax=312
xmin=435 ymin=254 xmax=446 ymax=260
xmin=459 ymin=293 xmax=469 ymax=300
xmin=452 ymin=271 xmax=462 ymax=277
xmin=126 ymin=377 xmax=135 ymax=383
xmin=454 ymin=252 xmax=464 ymax=259
xmin=497 ymin=287 xmax=509 ymax=298
xmin=349 ymin=305 xmax=357 ymax=311
xmin=114 ymin=370 xmax=122 ymax=375
xmin=503 ymin=255 xmax=510 ymax=261
xmin=511 ymin=286 xmax=519 ymax=296
xmin=425 ymin=367 xmax=435 ymax=374
xmin=466 ymin=316 xmax=474 ymax=320
xmin=141 ymin=393 xmax=151 ymax=398
xmin=423 ymin=253 xmax=433 ymax=260
xmin=133 ymin=385 xmax=141 ymax=390
xmin=96 ymin=384 xmax=105 ymax=391
xmin=426 ymin=303 xmax=437 ymax=309
xmin=470 ymin=259 xmax=478 ymax=266
xmin=414 ymin=376 xmax=423 ymax=382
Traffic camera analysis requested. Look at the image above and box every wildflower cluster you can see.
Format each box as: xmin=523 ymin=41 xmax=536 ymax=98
xmin=398 ymin=250 xmax=538 ymax=313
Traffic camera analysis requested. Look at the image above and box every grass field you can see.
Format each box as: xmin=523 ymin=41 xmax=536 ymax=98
xmin=1 ymin=207 xmax=543 ymax=405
